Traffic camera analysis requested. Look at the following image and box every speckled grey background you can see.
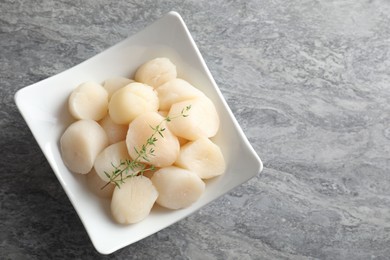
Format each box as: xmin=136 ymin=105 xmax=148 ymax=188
xmin=1 ymin=0 xmax=390 ymax=259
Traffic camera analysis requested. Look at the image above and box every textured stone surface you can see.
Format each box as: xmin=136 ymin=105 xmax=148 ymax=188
xmin=1 ymin=0 xmax=390 ymax=259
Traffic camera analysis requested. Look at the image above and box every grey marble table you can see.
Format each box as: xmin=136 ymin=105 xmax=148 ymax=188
xmin=1 ymin=0 xmax=390 ymax=259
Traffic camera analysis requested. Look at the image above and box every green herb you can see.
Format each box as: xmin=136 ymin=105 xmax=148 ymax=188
xmin=101 ymin=105 xmax=191 ymax=190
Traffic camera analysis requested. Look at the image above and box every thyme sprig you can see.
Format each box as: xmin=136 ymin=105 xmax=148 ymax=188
xmin=101 ymin=105 xmax=191 ymax=189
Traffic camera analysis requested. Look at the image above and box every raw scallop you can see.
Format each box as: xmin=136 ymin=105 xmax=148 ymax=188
xmin=175 ymin=137 xmax=225 ymax=179
xmin=60 ymin=119 xmax=108 ymax=174
xmin=68 ymin=81 xmax=108 ymax=121
xmin=167 ymin=97 xmax=219 ymax=140
xmin=151 ymin=166 xmax=205 ymax=209
xmin=108 ymin=82 xmax=159 ymax=124
xmin=111 ymin=176 xmax=158 ymax=224
xmin=135 ymin=57 xmax=177 ymax=88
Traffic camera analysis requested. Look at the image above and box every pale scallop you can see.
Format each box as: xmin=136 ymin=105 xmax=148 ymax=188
xmin=94 ymin=141 xmax=133 ymax=182
xmin=175 ymin=137 xmax=226 ymax=179
xmin=86 ymin=168 xmax=115 ymax=199
xmin=135 ymin=57 xmax=177 ymax=88
xmin=156 ymin=78 xmax=205 ymax=111
xmin=126 ymin=112 xmax=179 ymax=168
xmin=99 ymin=115 xmax=128 ymax=144
xmin=108 ymin=82 xmax=159 ymax=124
xmin=167 ymin=97 xmax=220 ymax=140
xmin=60 ymin=119 xmax=108 ymax=174
xmin=111 ymin=176 xmax=158 ymax=224
xmin=151 ymin=166 xmax=205 ymax=209
xmin=103 ymin=77 xmax=134 ymax=99
xmin=68 ymin=81 xmax=108 ymax=121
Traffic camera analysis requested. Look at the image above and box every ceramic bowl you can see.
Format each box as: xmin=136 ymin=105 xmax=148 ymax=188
xmin=14 ymin=11 xmax=263 ymax=254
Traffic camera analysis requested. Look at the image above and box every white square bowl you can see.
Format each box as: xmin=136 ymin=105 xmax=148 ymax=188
xmin=14 ymin=11 xmax=263 ymax=254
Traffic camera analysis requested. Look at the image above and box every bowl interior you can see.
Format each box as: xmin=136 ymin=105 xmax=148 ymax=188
xmin=14 ymin=11 xmax=262 ymax=254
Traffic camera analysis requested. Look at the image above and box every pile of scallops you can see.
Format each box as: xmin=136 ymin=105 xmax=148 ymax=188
xmin=60 ymin=58 xmax=226 ymax=225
